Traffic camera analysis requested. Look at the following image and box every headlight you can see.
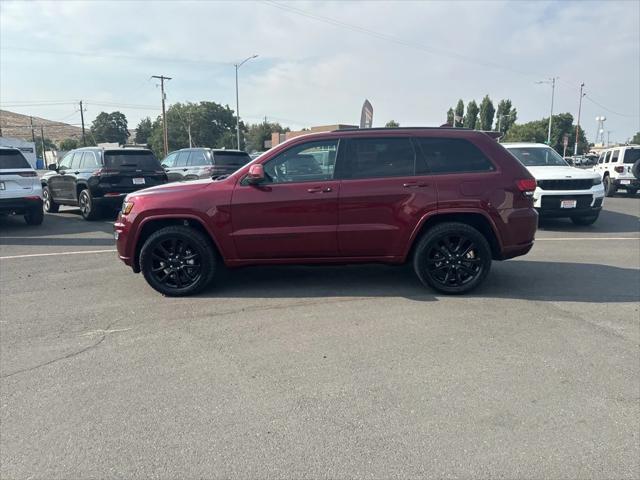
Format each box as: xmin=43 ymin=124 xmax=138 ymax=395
xmin=121 ymin=201 xmax=135 ymax=215
xmin=592 ymin=177 xmax=602 ymax=186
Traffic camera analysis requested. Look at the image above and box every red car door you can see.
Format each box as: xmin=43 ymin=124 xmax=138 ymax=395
xmin=337 ymin=136 xmax=437 ymax=257
xmin=231 ymin=139 xmax=340 ymax=259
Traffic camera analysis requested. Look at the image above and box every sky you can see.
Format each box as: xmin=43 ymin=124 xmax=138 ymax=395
xmin=1 ymin=0 xmax=639 ymax=144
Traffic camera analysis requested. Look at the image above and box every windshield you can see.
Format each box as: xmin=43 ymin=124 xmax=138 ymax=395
xmin=0 ymin=149 xmax=31 ymax=169
xmin=104 ymin=150 xmax=161 ymax=170
xmin=507 ymin=146 xmax=568 ymax=167
xmin=623 ymin=148 xmax=640 ymax=164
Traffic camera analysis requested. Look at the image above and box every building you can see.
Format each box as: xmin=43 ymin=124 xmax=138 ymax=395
xmin=271 ymin=124 xmax=358 ymax=148
xmin=0 ymin=136 xmax=37 ymax=168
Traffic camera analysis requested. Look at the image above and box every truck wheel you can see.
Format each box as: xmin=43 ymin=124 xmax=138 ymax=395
xmin=604 ymin=175 xmax=616 ymax=197
xmin=571 ymin=212 xmax=599 ymax=226
xmin=42 ymin=186 xmax=59 ymax=213
xmin=139 ymin=225 xmax=216 ymax=296
xmin=78 ymin=189 xmax=101 ymax=221
xmin=24 ymin=206 xmax=44 ymax=225
xmin=413 ymin=222 xmax=492 ymax=295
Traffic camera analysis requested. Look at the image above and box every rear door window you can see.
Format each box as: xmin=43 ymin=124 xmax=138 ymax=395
xmin=611 ymin=150 xmax=620 ymax=163
xmin=416 ymin=137 xmax=495 ymax=174
xmin=623 ymin=148 xmax=640 ymax=164
xmin=213 ymin=151 xmax=251 ymax=169
xmin=0 ymin=149 xmax=31 ymax=169
xmin=344 ymin=137 xmax=415 ymax=179
xmin=104 ymin=150 xmax=161 ymax=170
xmin=188 ymin=150 xmax=210 ymax=166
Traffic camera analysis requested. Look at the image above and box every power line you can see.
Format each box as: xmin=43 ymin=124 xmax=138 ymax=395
xmin=583 ymin=94 xmax=639 ymax=118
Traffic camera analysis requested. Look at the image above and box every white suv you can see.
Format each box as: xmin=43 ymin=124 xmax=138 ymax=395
xmin=0 ymin=147 xmax=44 ymax=225
xmin=503 ymin=143 xmax=604 ymax=226
xmin=592 ymin=145 xmax=640 ymax=196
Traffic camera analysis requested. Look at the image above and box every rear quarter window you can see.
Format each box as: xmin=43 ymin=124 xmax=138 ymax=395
xmin=0 ymin=149 xmax=31 ymax=169
xmin=416 ymin=138 xmax=495 ymax=174
xmin=104 ymin=151 xmax=160 ymax=170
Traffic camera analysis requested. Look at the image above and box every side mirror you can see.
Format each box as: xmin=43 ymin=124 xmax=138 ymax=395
xmin=247 ymin=164 xmax=265 ymax=184
xmin=48 ymin=163 xmax=58 ymax=171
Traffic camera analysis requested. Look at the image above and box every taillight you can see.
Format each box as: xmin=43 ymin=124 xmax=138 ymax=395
xmin=614 ymin=166 xmax=624 ymax=173
xmin=92 ymin=168 xmax=104 ymax=176
xmin=516 ymin=178 xmax=537 ymax=193
xmin=17 ymin=171 xmax=37 ymax=177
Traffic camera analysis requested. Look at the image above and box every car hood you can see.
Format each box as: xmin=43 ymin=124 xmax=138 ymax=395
xmin=129 ymin=178 xmax=213 ymax=198
xmin=525 ymin=165 xmax=600 ymax=181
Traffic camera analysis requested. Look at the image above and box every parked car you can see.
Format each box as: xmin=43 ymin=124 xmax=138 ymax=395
xmin=592 ymin=145 xmax=640 ymax=196
xmin=41 ymin=147 xmax=167 ymax=220
xmin=114 ymin=127 xmax=539 ymax=297
xmin=503 ymin=143 xmax=604 ymax=225
xmin=0 ymin=147 xmax=43 ymax=225
xmin=160 ymin=148 xmax=252 ymax=182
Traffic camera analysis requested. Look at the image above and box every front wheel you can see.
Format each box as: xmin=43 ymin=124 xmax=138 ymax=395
xmin=604 ymin=176 xmax=616 ymax=197
xmin=413 ymin=222 xmax=492 ymax=295
xmin=571 ymin=213 xmax=600 ymax=226
xmin=139 ymin=226 xmax=217 ymax=296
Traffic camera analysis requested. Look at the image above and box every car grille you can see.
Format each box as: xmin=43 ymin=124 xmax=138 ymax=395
xmin=540 ymin=195 xmax=593 ymax=209
xmin=537 ymin=179 xmax=593 ymax=190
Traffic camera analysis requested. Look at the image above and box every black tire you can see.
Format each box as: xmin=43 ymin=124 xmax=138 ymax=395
xmin=571 ymin=212 xmax=599 ymax=226
xmin=42 ymin=186 xmax=59 ymax=213
xmin=78 ymin=189 xmax=101 ymax=221
xmin=604 ymin=175 xmax=617 ymax=197
xmin=631 ymin=160 xmax=640 ymax=180
xmin=413 ymin=222 xmax=492 ymax=295
xmin=139 ymin=225 xmax=216 ymax=296
xmin=24 ymin=206 xmax=44 ymax=225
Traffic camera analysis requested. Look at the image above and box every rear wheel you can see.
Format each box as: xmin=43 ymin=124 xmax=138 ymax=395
xmin=139 ymin=226 xmax=216 ymax=296
xmin=413 ymin=222 xmax=492 ymax=295
xmin=78 ymin=189 xmax=101 ymax=221
xmin=604 ymin=175 xmax=616 ymax=197
xmin=24 ymin=206 xmax=44 ymax=225
xmin=571 ymin=212 xmax=599 ymax=226
xmin=42 ymin=186 xmax=59 ymax=213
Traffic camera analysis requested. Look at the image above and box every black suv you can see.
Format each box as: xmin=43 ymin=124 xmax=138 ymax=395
xmin=160 ymin=148 xmax=252 ymax=182
xmin=42 ymin=147 xmax=167 ymax=220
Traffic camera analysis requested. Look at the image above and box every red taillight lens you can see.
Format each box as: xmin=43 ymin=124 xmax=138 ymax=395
xmin=17 ymin=171 xmax=37 ymax=177
xmin=92 ymin=168 xmax=104 ymax=176
xmin=516 ymin=178 xmax=537 ymax=192
xmin=614 ymin=166 xmax=624 ymax=173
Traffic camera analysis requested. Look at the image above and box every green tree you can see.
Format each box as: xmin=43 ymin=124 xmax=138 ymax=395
xmin=59 ymin=138 xmax=79 ymax=151
xmin=495 ymin=99 xmax=517 ymax=135
xmin=446 ymin=108 xmax=454 ymax=126
xmin=245 ymin=121 xmax=289 ymax=153
xmin=503 ymin=113 xmax=588 ymax=155
xmin=149 ymin=101 xmax=242 ymax=158
xmin=134 ymin=117 xmax=153 ymax=145
xmin=385 ymin=120 xmax=400 ymax=128
xmin=479 ymin=95 xmax=495 ymax=131
xmin=463 ymin=100 xmax=479 ymax=130
xmin=90 ymin=111 xmax=129 ymax=144
xmin=631 ymin=132 xmax=640 ymax=144
xmin=454 ymin=99 xmax=464 ymax=127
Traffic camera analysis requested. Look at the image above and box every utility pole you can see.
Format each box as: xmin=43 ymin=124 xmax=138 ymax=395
xmin=606 ymin=130 xmax=611 ymax=147
xmin=79 ymin=100 xmax=86 ymax=146
xmin=574 ymin=83 xmax=585 ymax=156
xmin=152 ymin=75 xmax=172 ymax=156
xmin=40 ymin=125 xmax=46 ymax=166
xmin=234 ymin=55 xmax=258 ymax=150
xmin=187 ymin=110 xmax=193 ymax=148
xmin=536 ymin=77 xmax=558 ymax=144
xmin=29 ymin=116 xmax=36 ymax=144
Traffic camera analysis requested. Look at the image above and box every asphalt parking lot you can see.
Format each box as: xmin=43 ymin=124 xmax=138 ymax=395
xmin=1 ymin=197 xmax=639 ymax=479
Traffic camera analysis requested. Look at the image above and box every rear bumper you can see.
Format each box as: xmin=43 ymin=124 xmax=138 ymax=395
xmin=0 ymin=196 xmax=42 ymax=214
xmin=613 ymin=178 xmax=640 ymax=189
xmin=538 ymin=206 xmax=602 ymax=218
xmin=93 ymin=193 xmax=127 ymax=208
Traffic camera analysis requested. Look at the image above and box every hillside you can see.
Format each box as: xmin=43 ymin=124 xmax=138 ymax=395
xmin=0 ymin=109 xmax=83 ymax=145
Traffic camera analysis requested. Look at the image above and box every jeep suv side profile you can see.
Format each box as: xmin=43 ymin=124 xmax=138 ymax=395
xmin=41 ymin=147 xmax=167 ymax=220
xmin=592 ymin=145 xmax=640 ymax=196
xmin=115 ymin=128 xmax=538 ymax=296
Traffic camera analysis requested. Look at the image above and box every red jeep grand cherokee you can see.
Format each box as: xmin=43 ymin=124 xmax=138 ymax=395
xmin=115 ymin=128 xmax=538 ymax=296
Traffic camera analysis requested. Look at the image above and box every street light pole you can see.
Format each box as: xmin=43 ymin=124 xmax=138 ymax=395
xmin=234 ymin=54 xmax=258 ymax=150
xmin=536 ymin=77 xmax=558 ymax=144
xmin=574 ymin=82 xmax=585 ymax=156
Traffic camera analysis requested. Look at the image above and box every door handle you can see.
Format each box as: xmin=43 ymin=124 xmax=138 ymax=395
xmin=307 ymin=187 xmax=333 ymax=193
xmin=403 ymin=182 xmax=428 ymax=188
xmin=182 ymin=168 xmax=189 ymax=171
xmin=74 ymin=171 xmax=80 ymax=174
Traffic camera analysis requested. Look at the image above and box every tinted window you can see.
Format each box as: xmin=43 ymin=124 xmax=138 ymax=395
xmin=175 ymin=151 xmax=190 ymax=167
xmin=507 ymin=146 xmax=567 ymax=167
xmin=0 ymin=149 xmax=31 ymax=169
xmin=604 ymin=151 xmax=611 ymax=163
xmin=188 ymin=150 xmax=210 ymax=166
xmin=213 ymin=151 xmax=251 ymax=168
xmin=623 ymin=148 xmax=640 ymax=164
xmin=345 ymin=137 xmax=414 ymax=179
xmin=418 ymin=138 xmax=494 ymax=173
xmin=263 ymin=140 xmax=338 ymax=184
xmin=81 ymin=151 xmax=100 ymax=169
xmin=104 ymin=150 xmax=160 ymax=170
xmin=161 ymin=152 xmax=178 ymax=168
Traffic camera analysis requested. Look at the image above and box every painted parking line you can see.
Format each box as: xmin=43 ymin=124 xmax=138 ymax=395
xmin=0 ymin=249 xmax=117 ymax=260
xmin=536 ymin=237 xmax=640 ymax=241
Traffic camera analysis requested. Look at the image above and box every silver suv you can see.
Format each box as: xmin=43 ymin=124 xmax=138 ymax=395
xmin=593 ymin=145 xmax=640 ymax=196
xmin=160 ymin=148 xmax=252 ymax=182
xmin=0 ymin=147 xmax=43 ymax=225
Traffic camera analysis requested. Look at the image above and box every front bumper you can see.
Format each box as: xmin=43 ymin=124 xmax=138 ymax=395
xmin=0 ymin=196 xmax=43 ymax=214
xmin=533 ymin=185 xmax=604 ymax=218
